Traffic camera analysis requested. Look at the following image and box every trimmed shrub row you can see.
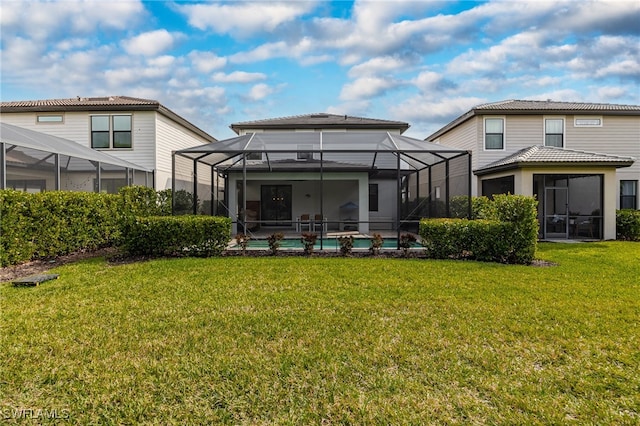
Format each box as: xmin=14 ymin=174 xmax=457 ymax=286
xmin=617 ymin=209 xmax=640 ymax=241
xmin=420 ymin=194 xmax=539 ymax=264
xmin=1 ymin=190 xmax=121 ymax=266
xmin=120 ymin=216 xmax=231 ymax=257
xmin=0 ymin=186 xmax=229 ymax=267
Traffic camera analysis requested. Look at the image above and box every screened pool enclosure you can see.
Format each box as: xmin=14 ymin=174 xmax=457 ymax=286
xmin=1 ymin=123 xmax=152 ymax=193
xmin=173 ymin=131 xmax=471 ymax=245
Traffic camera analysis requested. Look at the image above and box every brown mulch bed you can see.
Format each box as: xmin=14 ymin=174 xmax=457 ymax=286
xmin=1 ymin=248 xmax=556 ymax=284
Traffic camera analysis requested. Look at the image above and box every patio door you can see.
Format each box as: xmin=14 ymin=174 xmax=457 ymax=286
xmin=544 ymin=187 xmax=568 ymax=238
xmin=261 ymin=185 xmax=292 ymax=226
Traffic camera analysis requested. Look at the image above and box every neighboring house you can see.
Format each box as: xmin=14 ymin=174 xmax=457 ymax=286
xmin=426 ymin=100 xmax=639 ymax=240
xmin=174 ymin=113 xmax=471 ymax=235
xmin=0 ymin=96 xmax=216 ymax=191
xmin=1 ymin=122 xmax=152 ymax=193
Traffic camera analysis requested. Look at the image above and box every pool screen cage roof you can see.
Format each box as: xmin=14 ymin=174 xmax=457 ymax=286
xmin=173 ymin=131 xmax=472 ymax=244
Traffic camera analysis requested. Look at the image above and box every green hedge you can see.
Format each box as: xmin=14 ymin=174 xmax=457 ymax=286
xmin=0 ymin=190 xmax=121 ymax=266
xmin=120 ymin=216 xmax=231 ymax=257
xmin=421 ymin=218 xmax=516 ymax=262
xmin=0 ymin=186 xmax=174 ymax=267
xmin=617 ymin=209 xmax=640 ymax=241
xmin=420 ymin=194 xmax=538 ymax=264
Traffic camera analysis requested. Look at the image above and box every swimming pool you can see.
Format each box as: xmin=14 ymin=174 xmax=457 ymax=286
xmin=240 ymin=237 xmax=420 ymax=250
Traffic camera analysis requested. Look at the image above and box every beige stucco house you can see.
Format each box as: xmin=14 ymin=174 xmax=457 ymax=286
xmin=426 ymin=100 xmax=639 ymax=240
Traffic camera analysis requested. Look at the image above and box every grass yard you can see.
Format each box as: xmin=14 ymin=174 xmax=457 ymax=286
xmin=1 ymin=242 xmax=639 ymax=424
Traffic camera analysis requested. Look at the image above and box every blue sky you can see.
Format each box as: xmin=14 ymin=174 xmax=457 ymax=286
xmin=1 ymin=0 xmax=639 ymax=139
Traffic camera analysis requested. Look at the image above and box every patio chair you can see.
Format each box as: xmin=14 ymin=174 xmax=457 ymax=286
xmin=297 ymin=214 xmax=311 ymax=232
xmin=313 ymin=214 xmax=327 ymax=233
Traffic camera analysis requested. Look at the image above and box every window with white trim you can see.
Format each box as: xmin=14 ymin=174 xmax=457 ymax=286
xmin=484 ymin=118 xmax=504 ymax=150
xmin=37 ymin=114 xmax=63 ymax=123
xmin=575 ymin=117 xmax=602 ymax=127
xmin=91 ymin=115 xmax=132 ymax=149
xmin=545 ymin=118 xmax=564 ymax=147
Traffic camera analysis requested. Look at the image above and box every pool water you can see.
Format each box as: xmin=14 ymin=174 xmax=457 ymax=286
xmin=243 ymin=237 xmax=419 ymax=250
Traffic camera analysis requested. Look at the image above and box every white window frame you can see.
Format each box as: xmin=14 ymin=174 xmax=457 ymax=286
xmin=36 ymin=114 xmax=64 ymax=124
xmin=544 ymin=116 xmax=565 ymax=148
xmin=574 ymin=116 xmax=603 ymax=127
xmin=90 ymin=114 xmax=133 ymax=150
xmin=483 ymin=117 xmax=506 ymax=151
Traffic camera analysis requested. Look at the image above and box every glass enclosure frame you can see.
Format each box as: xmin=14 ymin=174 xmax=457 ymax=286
xmin=173 ymin=131 xmax=472 ymax=249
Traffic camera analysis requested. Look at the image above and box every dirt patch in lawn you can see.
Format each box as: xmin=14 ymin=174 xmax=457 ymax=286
xmin=0 ymin=248 xmax=117 ymax=283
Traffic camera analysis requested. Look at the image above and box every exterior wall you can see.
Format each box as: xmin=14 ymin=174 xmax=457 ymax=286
xmin=155 ymin=113 xmax=213 ymax=190
xmin=433 ymin=117 xmax=479 ymax=194
xmin=228 ymin=171 xmax=375 ymax=234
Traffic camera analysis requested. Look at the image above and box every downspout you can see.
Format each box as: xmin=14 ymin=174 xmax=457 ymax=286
xmin=396 ymin=153 xmax=401 ymax=250
xmin=467 ymin=152 xmax=472 ymax=219
xmin=0 ymin=143 xmax=5 ymax=189
xmin=171 ymin=152 xmax=176 ymax=215
xmin=55 ymin=153 xmax=60 ymax=190
xmin=96 ymin=161 xmax=101 ymax=193
xmin=193 ymin=159 xmax=198 ymax=215
xmin=445 ymin=159 xmax=450 ymax=217
xmin=242 ymin=153 xmax=247 ymax=235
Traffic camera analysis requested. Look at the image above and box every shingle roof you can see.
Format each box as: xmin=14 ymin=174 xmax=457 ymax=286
xmin=0 ymin=96 xmax=216 ymax=143
xmin=475 ymin=145 xmax=635 ymax=175
xmin=230 ymin=113 xmax=410 ymax=134
xmin=426 ymin=99 xmax=640 ymax=141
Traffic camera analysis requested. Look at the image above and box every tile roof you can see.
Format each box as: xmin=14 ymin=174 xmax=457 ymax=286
xmin=474 ymin=99 xmax=640 ymax=112
xmin=426 ymin=99 xmax=640 ymax=141
xmin=0 ymin=96 xmax=216 ymax=142
xmin=475 ymin=145 xmax=635 ymax=175
xmin=1 ymin=96 xmax=160 ymax=108
xmin=230 ymin=113 xmax=410 ymax=134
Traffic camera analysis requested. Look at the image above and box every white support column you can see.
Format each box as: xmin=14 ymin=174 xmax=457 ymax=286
xmin=358 ymin=176 xmax=369 ymax=233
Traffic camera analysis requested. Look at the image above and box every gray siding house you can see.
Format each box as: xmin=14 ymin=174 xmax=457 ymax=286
xmin=0 ymin=96 xmax=216 ymax=191
xmin=426 ymin=100 xmax=639 ymax=240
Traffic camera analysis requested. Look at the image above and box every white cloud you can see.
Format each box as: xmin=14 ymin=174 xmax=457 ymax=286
xmin=188 ymin=51 xmax=227 ymax=73
xmin=211 ymin=72 xmax=266 ymax=84
xmin=348 ymin=56 xmax=414 ymax=78
xmin=122 ymin=30 xmax=179 ymax=57
xmin=0 ymin=0 xmax=144 ymax=40
xmin=176 ymin=1 xmax=316 ymax=36
xmin=595 ymin=85 xmax=629 ymax=100
xmin=247 ymin=83 xmax=274 ymax=101
xmin=340 ymin=77 xmax=401 ymax=101
xmin=229 ymin=38 xmax=318 ymax=64
xmin=391 ymin=96 xmax=486 ymax=127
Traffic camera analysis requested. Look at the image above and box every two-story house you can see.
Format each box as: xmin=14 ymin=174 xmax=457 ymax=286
xmin=173 ymin=113 xmax=471 ymax=235
xmin=425 ymin=100 xmax=639 ymax=240
xmin=0 ymin=96 xmax=216 ymax=191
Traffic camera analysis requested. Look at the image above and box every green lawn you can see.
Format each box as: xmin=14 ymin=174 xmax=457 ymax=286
xmin=1 ymin=242 xmax=639 ymax=424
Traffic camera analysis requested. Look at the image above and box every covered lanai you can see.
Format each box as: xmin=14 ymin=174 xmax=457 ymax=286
xmin=173 ymin=131 xmax=471 ymax=245
xmin=1 ymin=123 xmax=153 ymax=193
